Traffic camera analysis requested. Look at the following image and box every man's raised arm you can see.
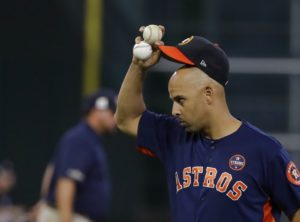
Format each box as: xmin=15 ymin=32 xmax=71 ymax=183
xmin=115 ymin=26 xmax=164 ymax=136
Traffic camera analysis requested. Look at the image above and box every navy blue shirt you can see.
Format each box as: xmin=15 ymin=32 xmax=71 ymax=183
xmin=137 ymin=111 xmax=300 ymax=222
xmin=47 ymin=121 xmax=111 ymax=221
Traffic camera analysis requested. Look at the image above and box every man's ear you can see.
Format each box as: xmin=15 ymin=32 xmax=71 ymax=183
xmin=204 ymin=86 xmax=213 ymax=104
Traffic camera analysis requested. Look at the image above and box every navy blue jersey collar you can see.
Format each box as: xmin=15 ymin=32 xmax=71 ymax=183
xmin=200 ymin=120 xmax=245 ymax=143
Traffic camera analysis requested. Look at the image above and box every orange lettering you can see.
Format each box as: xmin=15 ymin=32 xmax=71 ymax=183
xmin=226 ymin=181 xmax=248 ymax=201
xmin=216 ymin=172 xmax=232 ymax=193
xmin=175 ymin=172 xmax=183 ymax=192
xmin=183 ymin=167 xmax=192 ymax=188
xmin=203 ymin=167 xmax=217 ymax=188
xmin=192 ymin=166 xmax=203 ymax=187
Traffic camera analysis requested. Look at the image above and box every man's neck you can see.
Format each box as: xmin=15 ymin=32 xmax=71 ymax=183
xmin=202 ymin=112 xmax=241 ymax=140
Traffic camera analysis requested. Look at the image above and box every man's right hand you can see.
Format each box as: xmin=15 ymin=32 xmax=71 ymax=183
xmin=132 ymin=25 xmax=165 ymax=70
xmin=115 ymin=25 xmax=165 ymax=136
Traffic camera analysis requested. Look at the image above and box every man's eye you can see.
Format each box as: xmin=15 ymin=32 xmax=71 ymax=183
xmin=178 ymin=99 xmax=184 ymax=104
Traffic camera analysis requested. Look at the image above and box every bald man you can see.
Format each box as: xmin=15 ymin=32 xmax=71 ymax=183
xmin=115 ymin=27 xmax=300 ymax=222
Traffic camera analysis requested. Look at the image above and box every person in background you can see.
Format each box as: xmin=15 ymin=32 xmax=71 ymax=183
xmin=0 ymin=160 xmax=16 ymax=207
xmin=36 ymin=89 xmax=117 ymax=222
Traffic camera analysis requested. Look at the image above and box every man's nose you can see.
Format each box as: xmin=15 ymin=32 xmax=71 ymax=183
xmin=172 ymin=102 xmax=181 ymax=117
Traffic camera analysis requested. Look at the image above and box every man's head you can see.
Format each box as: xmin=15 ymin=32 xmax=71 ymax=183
xmin=168 ymin=66 xmax=226 ymax=132
xmin=0 ymin=161 xmax=16 ymax=195
xmin=161 ymin=36 xmax=230 ymax=132
xmin=81 ymin=89 xmax=117 ymax=134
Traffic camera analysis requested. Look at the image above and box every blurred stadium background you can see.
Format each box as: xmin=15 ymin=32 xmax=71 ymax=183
xmin=0 ymin=0 xmax=299 ymax=221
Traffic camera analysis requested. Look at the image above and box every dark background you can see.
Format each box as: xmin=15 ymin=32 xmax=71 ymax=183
xmin=0 ymin=0 xmax=297 ymax=221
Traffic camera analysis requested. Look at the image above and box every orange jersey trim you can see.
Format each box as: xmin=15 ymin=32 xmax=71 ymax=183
xmin=263 ymin=200 xmax=275 ymax=222
xmin=137 ymin=146 xmax=157 ymax=158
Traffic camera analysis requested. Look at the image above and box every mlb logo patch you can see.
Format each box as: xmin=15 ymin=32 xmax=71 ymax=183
xmin=229 ymin=154 xmax=246 ymax=171
xmin=286 ymin=161 xmax=300 ymax=186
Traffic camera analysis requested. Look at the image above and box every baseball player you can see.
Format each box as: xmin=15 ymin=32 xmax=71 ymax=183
xmin=36 ymin=89 xmax=117 ymax=222
xmin=115 ymin=26 xmax=300 ymax=221
xmin=0 ymin=161 xmax=16 ymax=207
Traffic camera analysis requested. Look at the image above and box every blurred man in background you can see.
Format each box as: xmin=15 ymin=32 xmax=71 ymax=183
xmin=36 ymin=89 xmax=117 ymax=222
xmin=0 ymin=160 xmax=16 ymax=207
xmin=0 ymin=161 xmax=25 ymax=222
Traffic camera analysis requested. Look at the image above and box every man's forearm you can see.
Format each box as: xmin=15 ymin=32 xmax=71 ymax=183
xmin=115 ymin=62 xmax=147 ymax=132
xmin=40 ymin=164 xmax=54 ymax=198
xmin=115 ymin=27 xmax=163 ymax=135
xmin=56 ymin=178 xmax=76 ymax=222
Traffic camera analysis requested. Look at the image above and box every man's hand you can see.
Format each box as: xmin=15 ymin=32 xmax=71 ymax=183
xmin=28 ymin=199 xmax=46 ymax=221
xmin=132 ymin=25 xmax=165 ymax=70
xmin=291 ymin=208 xmax=300 ymax=222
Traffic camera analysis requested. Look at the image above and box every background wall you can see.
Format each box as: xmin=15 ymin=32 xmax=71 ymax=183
xmin=0 ymin=0 xmax=299 ymax=221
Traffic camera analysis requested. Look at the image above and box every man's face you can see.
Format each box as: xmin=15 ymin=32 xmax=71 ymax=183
xmin=0 ymin=171 xmax=15 ymax=194
xmin=168 ymin=67 xmax=210 ymax=132
xmin=96 ymin=109 xmax=117 ymax=134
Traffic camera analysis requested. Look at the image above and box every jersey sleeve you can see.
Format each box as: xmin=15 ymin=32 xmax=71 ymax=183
xmin=54 ymin=137 xmax=93 ymax=183
xmin=137 ymin=110 xmax=181 ymax=161
xmin=267 ymin=148 xmax=300 ymax=218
